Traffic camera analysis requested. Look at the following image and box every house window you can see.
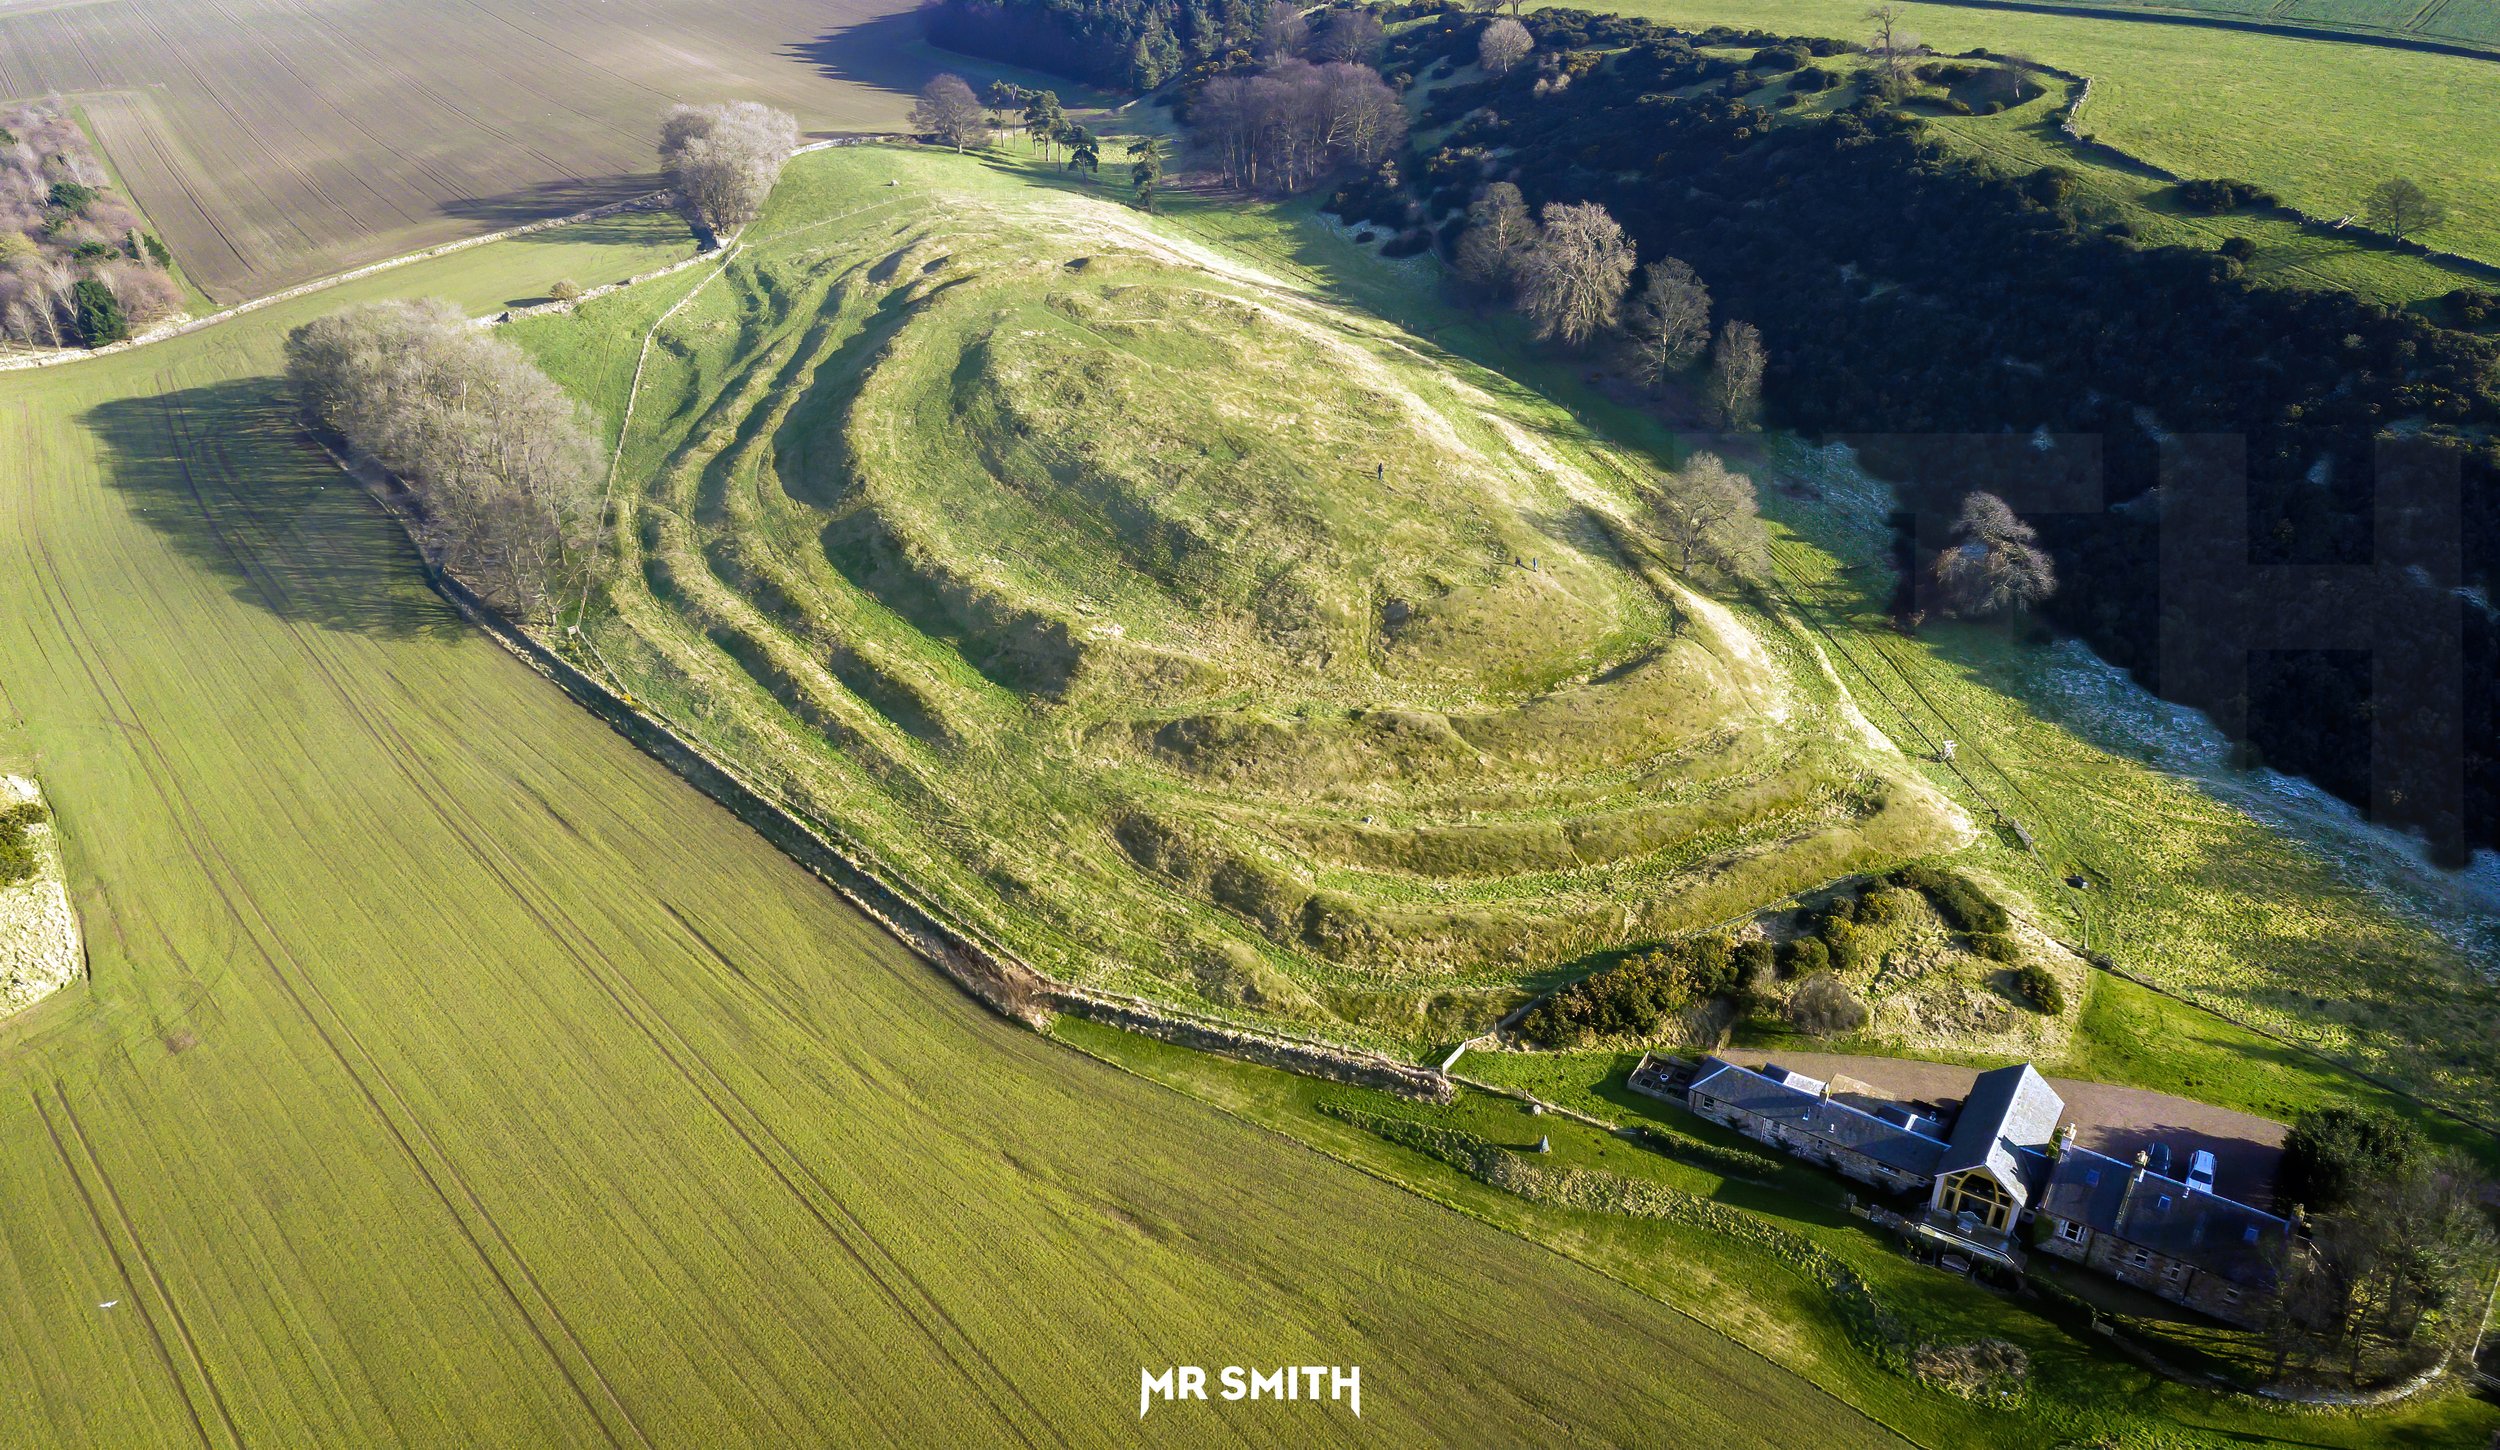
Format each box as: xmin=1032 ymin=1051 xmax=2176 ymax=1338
xmin=2223 ymin=1288 xmax=2244 ymax=1305
xmin=2161 ymin=1262 xmax=2190 ymax=1285
xmin=2127 ymin=1247 xmax=2153 ymax=1269
xmin=1935 ymin=1171 xmax=2017 ymax=1232
xmin=2055 ymin=1218 xmax=2087 ymax=1244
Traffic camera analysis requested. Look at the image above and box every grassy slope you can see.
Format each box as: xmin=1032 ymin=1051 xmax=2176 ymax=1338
xmin=1070 ymin=1017 xmax=2500 ymax=1449
xmin=525 ymin=143 xmax=1967 ymax=1050
xmin=1117 ymin=161 xmax=2500 ymax=1133
xmin=0 ymin=208 xmax=1920 ymax=1447
xmin=1552 ymin=0 xmax=2500 ymax=268
xmin=1708 ymin=49 xmax=2492 ymax=318
xmin=1932 ymin=0 xmax=2500 ymax=52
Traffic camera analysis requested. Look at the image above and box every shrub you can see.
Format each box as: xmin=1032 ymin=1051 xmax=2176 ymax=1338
xmin=0 ymin=800 xmax=44 ymax=887
xmin=2281 ymin=1105 xmax=2425 ymax=1215
xmin=2173 ymin=177 xmax=2277 ymax=213
xmin=1823 ymin=917 xmax=1878 ymax=973
xmin=1781 ymin=935 xmax=1829 ymax=977
xmin=2447 ymin=286 xmax=2499 ymax=326
xmin=1791 ymin=66 xmax=1832 ymax=93
xmin=548 ymin=279 xmax=584 ymax=303
xmin=72 ymin=278 xmax=128 ymax=346
xmin=2011 ymin=962 xmax=2063 ymax=1013
xmin=46 ymin=180 xmax=96 ymax=213
xmin=1890 ymin=864 xmax=2009 ymax=936
xmin=0 ymin=833 xmax=34 ymax=886
xmin=1972 ymin=930 xmax=2023 ymax=964
xmin=1854 ymin=884 xmax=1916 ymax=930
xmin=2022 ymin=166 xmax=2078 ymax=209
xmin=1787 ymin=971 xmax=1867 ymax=1035
xmin=1516 ymin=934 xmax=1743 ymax=1045
xmin=2217 ymin=236 xmax=2257 ymax=263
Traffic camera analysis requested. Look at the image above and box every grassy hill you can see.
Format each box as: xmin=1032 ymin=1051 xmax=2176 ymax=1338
xmin=0 ymin=193 xmax=1923 ymax=1447
xmin=523 ymin=145 xmax=1970 ymax=1048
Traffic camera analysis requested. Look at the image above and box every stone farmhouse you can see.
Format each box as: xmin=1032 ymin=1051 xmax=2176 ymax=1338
xmin=2034 ymin=1132 xmax=2289 ymax=1326
xmin=1670 ymin=1055 xmax=2285 ymax=1326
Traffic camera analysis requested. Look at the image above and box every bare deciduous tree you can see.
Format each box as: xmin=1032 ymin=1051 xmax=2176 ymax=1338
xmin=1931 ymin=491 xmax=2058 ymax=616
xmin=1256 ymin=0 xmax=1310 ymax=63
xmin=1453 ymin=181 xmax=1534 ymax=294
xmin=1625 ymin=256 xmax=1711 ymax=384
xmin=1648 ymin=451 xmax=1769 ymax=585
xmin=1 ymin=100 xmax=180 ymax=347
xmin=1788 ymin=972 xmax=1867 ymax=1034
xmin=1515 ymin=200 xmax=1636 ymax=349
xmin=1864 ymin=4 xmax=1920 ymax=100
xmin=285 ymin=299 xmax=605 ymax=618
xmin=911 ymin=75 xmax=988 ymax=153
xmin=1706 ymin=319 xmax=1766 ymax=428
xmin=1478 ymin=18 xmax=1533 ymax=76
xmin=2362 ymin=177 xmax=2446 ymax=241
xmin=659 ymin=101 xmax=799 ymax=239
xmin=1193 ymin=61 xmax=1406 ymax=194
xmin=1311 ymin=8 xmax=1385 ymax=64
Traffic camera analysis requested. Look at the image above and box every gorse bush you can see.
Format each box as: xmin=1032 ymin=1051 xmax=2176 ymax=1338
xmin=2011 ymin=961 xmax=2064 ymax=1014
xmin=2173 ymin=177 xmax=2278 ymax=213
xmin=1516 ymin=934 xmax=1743 ymax=1046
xmin=1889 ymin=864 xmax=2010 ymax=936
xmin=0 ymin=799 xmax=47 ymax=887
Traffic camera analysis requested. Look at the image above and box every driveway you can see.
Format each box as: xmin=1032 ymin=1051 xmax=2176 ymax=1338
xmin=1732 ymin=1051 xmax=2287 ymax=1205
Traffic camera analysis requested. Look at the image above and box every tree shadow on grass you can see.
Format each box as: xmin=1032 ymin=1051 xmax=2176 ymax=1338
xmin=784 ymin=13 xmax=1119 ymax=111
xmin=83 ymin=377 xmax=466 ymax=641
xmin=784 ymin=12 xmax=944 ymax=103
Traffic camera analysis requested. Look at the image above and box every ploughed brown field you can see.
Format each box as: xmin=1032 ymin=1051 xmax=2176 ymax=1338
xmin=0 ymin=0 xmax=960 ymax=301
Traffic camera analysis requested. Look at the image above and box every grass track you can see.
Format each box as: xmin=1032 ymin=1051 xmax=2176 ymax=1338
xmin=0 ymin=206 xmax=1923 ymax=1445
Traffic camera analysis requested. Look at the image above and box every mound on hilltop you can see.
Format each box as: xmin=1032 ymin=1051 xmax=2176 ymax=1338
xmin=524 ymin=148 xmax=1968 ymax=1047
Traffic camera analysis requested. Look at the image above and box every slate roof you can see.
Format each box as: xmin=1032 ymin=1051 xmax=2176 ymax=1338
xmin=1935 ymin=1063 xmax=2065 ymax=1205
xmin=1687 ymin=1057 xmax=1948 ymax=1177
xmin=2038 ymin=1145 xmax=2287 ymax=1287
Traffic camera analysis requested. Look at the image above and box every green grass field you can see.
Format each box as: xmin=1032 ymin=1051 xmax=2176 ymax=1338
xmin=1937 ymin=0 xmax=2500 ymax=52
xmin=0 ymin=192 xmax=1932 ymax=1446
xmin=1557 ymin=0 xmax=2500 ymax=269
xmin=521 ymin=143 xmax=1970 ymax=1050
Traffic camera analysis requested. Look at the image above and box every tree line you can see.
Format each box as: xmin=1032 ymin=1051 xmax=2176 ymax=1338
xmin=1351 ymin=6 xmax=2497 ymax=859
xmin=924 ymin=0 xmax=1267 ymax=91
xmin=1 ymin=101 xmax=182 ymax=348
xmin=285 ymin=299 xmax=604 ymax=618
